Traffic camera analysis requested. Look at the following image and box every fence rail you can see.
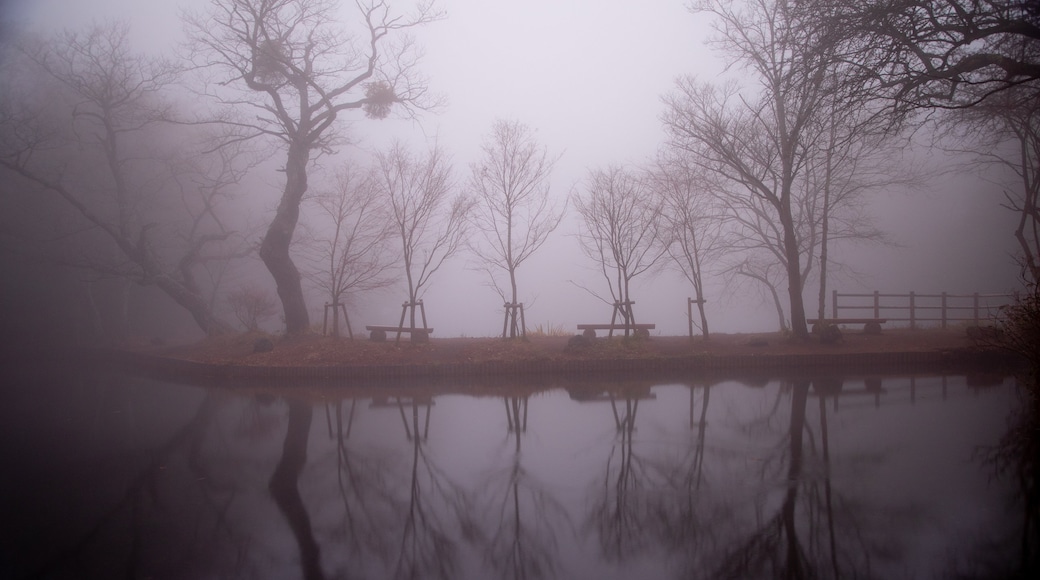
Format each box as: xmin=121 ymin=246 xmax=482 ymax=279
xmin=831 ymin=290 xmax=1014 ymax=329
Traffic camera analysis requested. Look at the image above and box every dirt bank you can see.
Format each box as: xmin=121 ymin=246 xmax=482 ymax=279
xmin=106 ymin=326 xmax=1017 ymax=386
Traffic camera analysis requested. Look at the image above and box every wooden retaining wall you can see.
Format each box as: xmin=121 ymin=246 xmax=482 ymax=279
xmin=95 ymin=348 xmax=1020 ymax=388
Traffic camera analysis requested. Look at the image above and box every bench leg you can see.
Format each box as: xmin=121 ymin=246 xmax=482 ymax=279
xmin=582 ymin=328 xmax=596 ymax=339
xmin=370 ymin=329 xmax=387 ymax=342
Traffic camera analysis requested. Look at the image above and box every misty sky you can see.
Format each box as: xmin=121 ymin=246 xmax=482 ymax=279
xmin=1 ymin=0 xmax=1024 ymax=337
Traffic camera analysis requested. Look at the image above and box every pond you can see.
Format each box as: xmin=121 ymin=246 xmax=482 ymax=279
xmin=0 ymin=369 xmax=1028 ymax=579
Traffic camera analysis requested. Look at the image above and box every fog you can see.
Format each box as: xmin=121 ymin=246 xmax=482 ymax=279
xmin=0 ymin=0 xmax=1025 ymax=342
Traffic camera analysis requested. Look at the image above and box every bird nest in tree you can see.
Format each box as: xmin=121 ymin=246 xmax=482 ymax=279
xmin=363 ymin=81 xmax=396 ymax=119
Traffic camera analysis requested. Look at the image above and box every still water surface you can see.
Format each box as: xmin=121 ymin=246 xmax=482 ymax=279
xmin=0 ymin=370 xmax=1023 ymax=579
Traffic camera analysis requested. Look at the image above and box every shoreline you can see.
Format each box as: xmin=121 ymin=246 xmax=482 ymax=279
xmin=94 ymin=337 xmax=1019 ymax=388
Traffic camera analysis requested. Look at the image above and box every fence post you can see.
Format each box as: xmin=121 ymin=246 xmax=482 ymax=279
xmin=832 ymin=290 xmax=838 ymax=318
xmin=873 ymin=290 xmax=880 ymax=319
xmin=941 ymin=292 xmax=947 ymax=329
xmin=973 ymin=292 xmax=980 ymax=325
xmin=909 ymin=291 xmax=916 ymax=329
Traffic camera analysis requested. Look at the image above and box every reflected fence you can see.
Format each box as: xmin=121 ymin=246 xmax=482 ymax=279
xmin=830 ymin=290 xmax=1015 ymax=329
xmin=7 ymin=369 xmax=1022 ymax=580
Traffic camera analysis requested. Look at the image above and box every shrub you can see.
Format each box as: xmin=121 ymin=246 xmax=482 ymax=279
xmin=997 ymin=280 xmax=1040 ymax=381
xmin=227 ymin=287 xmax=278 ymax=332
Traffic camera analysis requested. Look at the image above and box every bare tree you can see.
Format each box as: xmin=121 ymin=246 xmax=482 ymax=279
xmin=725 ymin=254 xmax=794 ymax=331
xmin=813 ymin=1 xmax=1040 ymax=290
xmin=375 ymin=142 xmax=471 ymax=330
xmin=663 ymin=0 xmax=882 ymax=337
xmin=185 ymin=0 xmax=441 ymax=335
xmin=0 ymin=23 xmax=234 ymax=337
xmin=663 ymin=81 xmax=898 ymax=331
xmin=301 ymin=163 xmax=396 ymax=336
xmin=821 ymin=0 xmax=1040 ymax=110
xmin=468 ymin=120 xmax=565 ymax=338
xmin=646 ymin=153 xmax=728 ymax=339
xmin=663 ymin=75 xmax=820 ymax=336
xmin=943 ymin=88 xmax=1040 ymax=282
xmin=801 ymin=105 xmax=905 ymax=321
xmin=169 ymin=139 xmax=266 ymax=314
xmin=574 ymin=165 xmax=667 ymax=333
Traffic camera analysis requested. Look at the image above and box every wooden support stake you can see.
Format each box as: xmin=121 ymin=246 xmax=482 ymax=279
xmin=941 ymin=292 xmax=948 ymax=329
xmin=909 ymin=291 xmax=916 ymax=329
xmin=501 ymin=302 xmax=526 ymax=338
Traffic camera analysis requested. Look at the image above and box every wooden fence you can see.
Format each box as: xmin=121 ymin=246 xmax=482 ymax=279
xmin=830 ymin=290 xmax=1015 ymax=329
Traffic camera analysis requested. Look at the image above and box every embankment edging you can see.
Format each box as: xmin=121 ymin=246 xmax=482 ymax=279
xmin=98 ymin=347 xmax=1019 ymax=386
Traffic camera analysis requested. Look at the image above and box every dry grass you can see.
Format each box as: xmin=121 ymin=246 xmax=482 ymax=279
xmin=527 ymin=322 xmax=570 ymax=338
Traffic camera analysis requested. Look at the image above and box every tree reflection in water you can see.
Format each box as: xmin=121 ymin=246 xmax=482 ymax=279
xmin=3 ymin=370 xmax=1020 ymax=578
xmin=479 ymin=395 xmax=572 ymax=580
xmin=710 ymin=379 xmax=814 ymax=579
xmin=650 ymin=383 xmax=715 ymax=557
xmin=651 ymin=376 xmax=916 ymax=580
xmin=1005 ymin=390 xmax=1040 ymax=574
xmin=327 ymin=397 xmax=398 ymax=571
xmin=18 ymin=380 xmax=255 ymax=579
xmin=392 ymin=396 xmax=480 ymax=580
xmin=269 ymin=398 xmax=324 ymax=579
xmin=971 ymin=377 xmax=1040 ymax=578
xmin=585 ymin=385 xmax=660 ymax=562
xmin=955 ymin=281 xmax=1040 ymax=579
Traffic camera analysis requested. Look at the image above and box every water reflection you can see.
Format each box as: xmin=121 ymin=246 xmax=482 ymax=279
xmin=394 ymin=396 xmax=479 ymax=580
xmin=270 ymin=399 xmax=322 ymax=580
xmin=0 ymin=370 xmax=1021 ymax=579
xmin=698 ymin=379 xmax=835 ymax=579
xmin=483 ymin=395 xmax=570 ymax=580
xmin=974 ymin=378 xmax=1040 ymax=578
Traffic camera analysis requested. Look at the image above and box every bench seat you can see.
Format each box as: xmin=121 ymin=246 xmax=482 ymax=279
xmin=365 ymin=325 xmax=434 ymax=342
xmin=576 ymin=323 xmax=655 ymax=338
xmin=807 ymin=318 xmax=887 ymax=335
xmin=807 ymin=318 xmax=888 ymax=325
xmin=365 ymin=325 xmax=435 ymax=332
xmin=576 ymin=323 xmax=656 ymax=330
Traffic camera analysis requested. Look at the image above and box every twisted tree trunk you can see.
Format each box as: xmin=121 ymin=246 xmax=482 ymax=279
xmin=261 ymin=143 xmax=311 ymax=335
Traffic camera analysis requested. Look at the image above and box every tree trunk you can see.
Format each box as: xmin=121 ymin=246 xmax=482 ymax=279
xmin=508 ymin=266 xmax=519 ymax=338
xmin=331 ymin=299 xmax=340 ymax=338
xmin=113 ymin=277 xmax=131 ymax=342
xmin=770 ymin=282 xmax=789 ymax=332
xmin=402 ymin=252 xmax=417 ymax=330
xmin=696 ymin=297 xmax=710 ymax=339
xmin=818 ymin=130 xmax=835 ymax=321
xmin=779 ymin=205 xmax=808 ymax=337
xmin=154 ymin=275 xmax=231 ymax=336
xmin=261 ymin=143 xmax=311 ymax=335
xmin=691 ymin=257 xmax=710 ymax=339
xmin=622 ymin=277 xmax=634 ymax=336
xmin=1012 ymin=133 xmax=1038 ymax=281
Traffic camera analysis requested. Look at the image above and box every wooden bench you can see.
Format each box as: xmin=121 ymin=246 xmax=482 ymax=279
xmin=365 ymin=325 xmax=434 ymax=342
xmin=807 ymin=318 xmax=887 ymax=335
xmin=576 ymin=323 xmax=655 ymax=338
